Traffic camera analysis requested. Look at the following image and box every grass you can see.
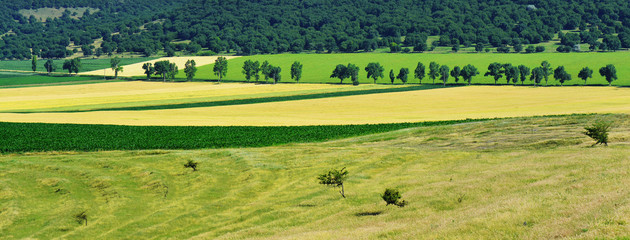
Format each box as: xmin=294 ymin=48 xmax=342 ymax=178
xmin=0 ymin=119 xmax=483 ymax=153
xmin=0 ymin=82 xmax=404 ymax=113
xmin=0 ymin=72 xmax=107 ymax=88
xmin=1 ymin=114 xmax=630 ymax=239
xmin=0 ymin=57 xmax=157 ymax=74
xmin=178 ymin=52 xmax=630 ymax=86
xmin=2 ymin=85 xmax=630 ymax=126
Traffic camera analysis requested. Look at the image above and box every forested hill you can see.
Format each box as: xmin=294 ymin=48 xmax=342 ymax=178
xmin=1 ymin=0 xmax=630 ymax=59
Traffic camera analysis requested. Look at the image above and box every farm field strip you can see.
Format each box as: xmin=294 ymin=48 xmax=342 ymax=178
xmin=0 ymin=57 xmax=157 ymax=74
xmin=181 ymin=52 xmax=630 ymax=86
xmin=0 ymin=86 xmax=629 ymax=126
xmin=0 ymin=82 xmax=392 ymax=112
xmin=78 ymin=56 xmax=240 ymax=77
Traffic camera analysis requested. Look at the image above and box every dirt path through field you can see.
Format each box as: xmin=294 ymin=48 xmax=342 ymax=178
xmin=78 ymin=56 xmax=239 ymax=77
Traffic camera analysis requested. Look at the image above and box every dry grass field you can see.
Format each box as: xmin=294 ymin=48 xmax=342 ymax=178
xmin=1 ymin=85 xmax=629 ymax=126
xmin=79 ymin=56 xmax=240 ymax=77
xmin=2 ymin=114 xmax=629 ymax=239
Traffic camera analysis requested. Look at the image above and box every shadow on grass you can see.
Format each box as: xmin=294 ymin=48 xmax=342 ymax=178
xmin=355 ymin=211 xmax=383 ymax=217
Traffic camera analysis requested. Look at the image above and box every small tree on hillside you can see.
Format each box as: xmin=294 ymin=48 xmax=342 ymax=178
xmin=252 ymin=60 xmax=261 ymax=82
xmin=584 ymin=121 xmax=612 ymax=146
xmin=439 ymin=65 xmax=449 ymax=86
xmin=330 ymin=64 xmax=349 ymax=84
xmin=460 ymin=64 xmax=479 ymax=85
xmin=154 ymin=60 xmax=177 ymax=81
xmin=44 ymin=59 xmax=56 ymax=75
xmin=578 ymin=67 xmax=593 ymax=85
xmin=365 ymin=62 xmax=384 ymax=84
xmin=318 ymin=167 xmax=349 ymax=198
xmin=599 ymin=64 xmax=617 ymax=86
xmin=428 ymin=62 xmax=440 ymax=84
xmin=184 ymin=59 xmax=197 ymax=81
xmin=261 ymin=61 xmax=271 ymax=82
xmin=414 ymin=62 xmax=425 ymax=84
xmin=184 ymin=159 xmax=198 ymax=171
xmin=110 ymin=57 xmax=123 ymax=79
xmin=142 ymin=63 xmax=155 ymax=80
xmin=530 ymin=67 xmax=544 ymax=86
xmin=213 ymin=56 xmax=228 ymax=82
xmin=389 ymin=69 xmax=395 ymax=84
xmin=268 ymin=66 xmax=282 ymax=84
xmin=291 ymin=61 xmax=303 ymax=82
xmin=382 ymin=188 xmax=407 ymax=207
xmin=74 ymin=211 xmax=88 ymax=226
xmin=242 ymin=60 xmax=255 ymax=82
xmin=553 ymin=66 xmax=571 ymax=86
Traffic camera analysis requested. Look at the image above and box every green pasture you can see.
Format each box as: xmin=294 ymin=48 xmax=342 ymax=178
xmin=0 ymin=72 xmax=107 ymax=88
xmin=0 ymin=57 xmax=157 ymax=74
xmin=179 ymin=52 xmax=630 ymax=86
xmin=1 ymin=114 xmax=630 ymax=239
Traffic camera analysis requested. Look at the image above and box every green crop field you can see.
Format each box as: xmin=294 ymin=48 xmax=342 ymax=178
xmin=0 ymin=72 xmax=108 ymax=88
xmin=2 ymin=114 xmax=630 ymax=239
xmin=0 ymin=57 xmax=157 ymax=74
xmin=177 ymin=52 xmax=630 ymax=86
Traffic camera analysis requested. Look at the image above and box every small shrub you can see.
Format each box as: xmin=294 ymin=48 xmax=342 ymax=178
xmin=382 ymin=188 xmax=407 ymax=207
xmin=184 ymin=160 xmax=198 ymax=171
xmin=318 ymin=167 xmax=348 ymax=198
xmin=74 ymin=211 xmax=88 ymax=226
xmin=584 ymin=122 xmax=612 ymax=146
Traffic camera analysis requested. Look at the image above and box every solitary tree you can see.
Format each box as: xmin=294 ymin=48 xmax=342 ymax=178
xmin=450 ymin=66 xmax=461 ymax=83
xmin=578 ymin=67 xmax=593 ymax=85
xmin=318 ymin=167 xmax=349 ymax=198
xmin=485 ymin=62 xmax=503 ymax=84
xmin=460 ymin=64 xmax=479 ymax=85
xmin=110 ymin=57 xmax=123 ymax=79
xmin=540 ymin=61 xmax=553 ymax=86
xmin=44 ymin=59 xmax=56 ymax=75
xmin=184 ymin=59 xmax=197 ymax=81
xmin=330 ymin=64 xmax=349 ymax=84
xmin=414 ymin=62 xmax=425 ymax=84
xmin=553 ymin=66 xmax=571 ymax=86
xmin=397 ymin=68 xmax=409 ymax=84
xmin=347 ymin=63 xmax=360 ymax=85
xmin=291 ymin=61 xmax=303 ymax=82
xmin=530 ymin=67 xmax=544 ymax=86
xmin=517 ymin=65 xmax=530 ymax=85
xmin=382 ymin=188 xmax=407 ymax=207
xmin=439 ymin=65 xmax=450 ymax=86
xmin=142 ymin=63 xmax=155 ymax=80
xmin=31 ymin=55 xmax=37 ymax=72
xmin=584 ymin=122 xmax=612 ymax=146
xmin=213 ymin=56 xmax=228 ymax=82
xmin=184 ymin=159 xmax=198 ymax=171
xmin=428 ymin=62 xmax=440 ymax=84
xmin=74 ymin=211 xmax=88 ymax=226
xmin=599 ymin=64 xmax=617 ymax=86
xmin=389 ymin=69 xmax=395 ymax=84
xmin=365 ymin=62 xmax=384 ymax=84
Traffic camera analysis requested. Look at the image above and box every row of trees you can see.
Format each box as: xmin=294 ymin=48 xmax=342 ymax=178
xmin=483 ymin=61 xmax=618 ymax=86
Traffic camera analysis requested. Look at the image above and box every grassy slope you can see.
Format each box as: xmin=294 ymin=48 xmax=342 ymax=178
xmin=179 ymin=52 xmax=630 ymax=86
xmin=0 ymin=57 xmax=157 ymax=74
xmin=1 ymin=114 xmax=630 ymax=239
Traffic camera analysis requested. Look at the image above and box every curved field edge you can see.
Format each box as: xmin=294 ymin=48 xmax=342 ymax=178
xmin=8 ymin=84 xmax=451 ymax=113
xmin=0 ymin=118 xmax=489 ymax=153
xmin=1 ymin=114 xmax=630 ymax=239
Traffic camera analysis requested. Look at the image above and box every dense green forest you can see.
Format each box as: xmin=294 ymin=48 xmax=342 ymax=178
xmin=1 ymin=0 xmax=630 ymax=59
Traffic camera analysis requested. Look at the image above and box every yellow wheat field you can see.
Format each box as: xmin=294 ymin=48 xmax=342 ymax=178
xmin=0 ymin=81 xmax=373 ymax=112
xmin=1 ymin=86 xmax=630 ymax=126
xmin=78 ymin=56 xmax=239 ymax=77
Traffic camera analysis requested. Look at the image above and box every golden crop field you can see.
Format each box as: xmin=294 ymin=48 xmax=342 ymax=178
xmin=0 ymin=81 xmax=389 ymax=112
xmin=1 ymin=86 xmax=630 ymax=126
